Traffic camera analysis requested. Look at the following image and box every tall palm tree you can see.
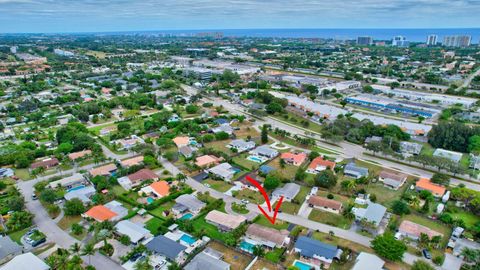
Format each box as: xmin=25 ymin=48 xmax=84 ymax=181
xmin=70 ymin=243 xmax=81 ymax=254
xmin=68 ymin=255 xmax=83 ymax=270
xmin=81 ymin=243 xmax=96 ymax=265
xmin=252 ymin=245 xmax=265 ymax=257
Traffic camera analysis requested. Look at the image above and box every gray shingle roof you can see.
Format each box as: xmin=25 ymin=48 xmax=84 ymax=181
xmin=184 ymin=252 xmax=230 ymax=270
xmin=145 ymin=235 xmax=186 ymax=261
xmin=0 ymin=236 xmax=22 ymax=261
xmin=294 ymin=236 xmax=338 ymax=259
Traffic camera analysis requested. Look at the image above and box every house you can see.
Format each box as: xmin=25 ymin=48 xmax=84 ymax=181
xmin=84 ymin=200 xmax=128 ymax=222
xmin=173 ymin=136 xmax=190 ymax=148
xmin=0 ymin=252 xmax=50 ymax=270
xmin=47 ymin=173 xmax=88 ymax=189
xmin=118 ymin=168 xmax=159 ymax=190
xmin=378 ymin=170 xmax=408 ymax=190
xmin=415 ymin=178 xmax=446 ymax=197
xmin=89 ymin=163 xmax=117 ymax=177
xmin=307 ymin=196 xmax=343 ymax=214
xmin=114 ymin=220 xmax=152 ymax=244
xmin=116 ymin=135 xmax=145 ymax=150
xmin=205 ymin=210 xmax=246 ymax=231
xmin=259 ymin=165 xmax=275 ymax=175
xmin=469 ymin=154 xmax=480 ymax=170
xmin=168 ymin=114 xmax=181 ymax=123
xmin=139 ymin=181 xmax=170 ymax=198
xmin=307 ymin=157 xmax=336 ymax=174
xmin=0 ymin=236 xmax=22 ymax=264
xmin=433 ymin=148 xmax=463 ymax=163
xmin=207 ymin=163 xmax=237 ymax=181
xmin=399 ymin=141 xmax=423 ymax=156
xmin=0 ymin=168 xmax=14 ymax=178
xmin=145 ymin=235 xmax=186 ymax=263
xmin=179 ymin=145 xmax=195 ymax=158
xmin=272 ymin=183 xmax=300 ymax=202
xmin=172 ymin=194 xmax=206 ymax=217
xmin=352 ymin=202 xmax=387 ymax=227
xmin=244 ymin=224 xmax=290 ymax=249
xmin=280 ymin=152 xmax=307 ymax=166
xmin=227 ymin=139 xmax=255 ymax=152
xmin=344 ymin=163 xmax=369 ymax=179
xmin=64 ymin=185 xmax=96 ymax=203
xmin=195 ymin=155 xmax=221 ymax=168
xmin=184 ymin=251 xmax=230 ymax=270
xmin=30 ymin=157 xmax=59 ymax=170
xmin=68 ymin=150 xmax=92 ymax=161
xmin=398 ymin=220 xmax=443 ymax=240
xmin=237 ymin=173 xmax=262 ymax=190
xmin=120 ymin=156 xmax=144 ymax=167
xmin=249 ymin=145 xmax=279 ymax=159
xmin=364 ymin=136 xmax=382 ymax=144
xmin=212 ymin=124 xmax=234 ymax=135
xmin=352 ymin=252 xmax=385 ymax=270
xmin=294 ymin=236 xmax=341 ymax=269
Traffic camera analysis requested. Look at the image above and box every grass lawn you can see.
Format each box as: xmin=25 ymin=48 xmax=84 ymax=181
xmin=88 ymin=123 xmax=116 ymax=136
xmin=264 ymin=247 xmax=285 ymax=263
xmin=191 ymin=214 xmax=225 ymax=240
xmin=203 ymin=179 xmax=233 ymax=193
xmin=449 ymin=209 xmax=480 ymax=229
xmin=234 ymin=125 xmax=260 ymax=140
xmin=8 ymin=227 xmax=30 ymax=244
xmin=208 ymin=241 xmax=253 ymax=270
xmin=15 ymin=168 xmax=31 ymax=180
xmin=267 ymin=158 xmax=299 ymax=180
xmin=308 ymin=209 xmax=352 ymax=229
xmin=366 ymin=181 xmax=409 ymax=208
xmin=254 ymin=215 xmax=289 ymax=230
xmin=57 ymin=215 xmax=82 ymax=231
xmin=316 ymin=190 xmax=352 ymax=206
xmin=355 ymin=160 xmax=383 ymax=176
xmin=145 ymin=217 xmax=164 ymax=235
xmin=205 ymin=140 xmax=234 ymax=156
xmin=149 ymin=201 xmax=175 ymax=218
xmin=232 ymin=153 xmax=261 ymax=171
xmin=274 ymin=112 xmax=323 ymax=134
xmin=234 ymin=188 xmax=265 ymax=204
xmin=294 ymin=185 xmax=310 ymax=204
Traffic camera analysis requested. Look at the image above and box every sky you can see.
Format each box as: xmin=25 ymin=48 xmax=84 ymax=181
xmin=0 ymin=0 xmax=479 ymax=33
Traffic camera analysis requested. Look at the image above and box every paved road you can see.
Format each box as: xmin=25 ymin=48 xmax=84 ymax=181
xmin=457 ymin=67 xmax=480 ymax=90
xmin=211 ymin=98 xmax=480 ymax=191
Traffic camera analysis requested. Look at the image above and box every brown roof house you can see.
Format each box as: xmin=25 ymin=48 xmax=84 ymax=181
xmin=307 ymin=196 xmax=343 ymax=214
xmin=30 ymin=157 xmax=59 ymax=170
xmin=205 ymin=210 xmax=246 ymax=232
xmin=244 ymin=224 xmax=290 ymax=249
xmin=378 ymin=170 xmax=408 ymax=190
xmin=398 ymin=220 xmax=443 ymax=241
xmin=118 ymin=168 xmax=159 ymax=190
xmin=89 ymin=163 xmax=117 ymax=177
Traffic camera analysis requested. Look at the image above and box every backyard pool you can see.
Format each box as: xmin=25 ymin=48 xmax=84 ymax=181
xmin=179 ymin=213 xmax=193 ymax=220
xmin=180 ymin=234 xmax=197 ymax=245
xmin=239 ymin=240 xmax=255 ymax=253
xmin=294 ymin=260 xmax=315 ymax=270
xmin=146 ymin=197 xmax=155 ymax=204
xmin=67 ymin=185 xmax=86 ymax=192
xmin=247 ymin=155 xmax=264 ymax=163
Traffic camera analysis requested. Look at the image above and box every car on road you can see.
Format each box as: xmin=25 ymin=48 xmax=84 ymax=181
xmin=241 ymin=199 xmax=249 ymax=204
xmin=422 ymin=249 xmax=432 ymax=259
xmin=31 ymin=194 xmax=37 ymax=200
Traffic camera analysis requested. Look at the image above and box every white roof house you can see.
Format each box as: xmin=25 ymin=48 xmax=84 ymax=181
xmin=249 ymin=145 xmax=279 ymax=159
xmin=433 ymin=148 xmax=463 ymax=163
xmin=207 ymin=163 xmax=237 ymax=181
xmin=352 ymin=252 xmax=385 ymax=270
xmin=115 ymin=220 xmax=152 ymax=244
xmin=64 ymin=185 xmax=96 ymax=203
xmin=272 ymin=183 xmax=300 ymax=202
xmin=227 ymin=139 xmax=255 ymax=152
xmin=0 ymin=252 xmax=50 ymax=270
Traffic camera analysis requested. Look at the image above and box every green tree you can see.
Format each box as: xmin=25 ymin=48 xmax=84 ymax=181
xmin=40 ymin=189 xmax=57 ymax=203
xmin=315 ymin=170 xmax=337 ymax=189
xmin=371 ymin=233 xmax=407 ymax=261
xmin=411 ymin=260 xmax=435 ymax=270
xmin=391 ymin=200 xmax=411 ymax=215
xmin=81 ymin=243 xmax=96 ymax=265
xmin=431 ymin=173 xmax=450 ymax=186
xmin=252 ymin=245 xmax=265 ymax=257
xmin=64 ymin=198 xmax=85 ymax=216
xmin=261 ymin=125 xmax=268 ymax=144
xmin=263 ymin=175 xmax=280 ymax=190
xmin=6 ymin=211 xmax=33 ymax=230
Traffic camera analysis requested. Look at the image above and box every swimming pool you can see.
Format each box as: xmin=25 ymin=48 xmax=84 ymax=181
xmin=179 ymin=213 xmax=193 ymax=220
xmin=294 ymin=260 xmax=314 ymax=270
xmin=67 ymin=185 xmax=86 ymax=192
xmin=180 ymin=234 xmax=196 ymax=245
xmin=239 ymin=240 xmax=255 ymax=253
xmin=146 ymin=197 xmax=155 ymax=204
xmin=247 ymin=155 xmax=264 ymax=163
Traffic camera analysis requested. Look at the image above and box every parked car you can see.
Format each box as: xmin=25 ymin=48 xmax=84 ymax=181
xmin=31 ymin=194 xmax=37 ymax=200
xmin=422 ymin=249 xmax=431 ymax=259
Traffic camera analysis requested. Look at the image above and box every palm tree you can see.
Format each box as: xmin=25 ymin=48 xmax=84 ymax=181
xmin=70 ymin=243 xmax=81 ymax=254
xmin=68 ymin=255 xmax=84 ymax=270
xmin=81 ymin=243 xmax=96 ymax=265
xmin=252 ymin=245 xmax=265 ymax=257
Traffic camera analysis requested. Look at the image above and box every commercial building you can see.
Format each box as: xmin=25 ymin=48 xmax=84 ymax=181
xmin=426 ymin=35 xmax=438 ymax=46
xmin=443 ymin=35 xmax=471 ymax=47
xmin=357 ymin=36 xmax=373 ymax=45
xmin=392 ymin=36 xmax=409 ymax=47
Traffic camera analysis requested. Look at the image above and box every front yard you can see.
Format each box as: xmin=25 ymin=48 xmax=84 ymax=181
xmin=308 ymin=209 xmax=352 ymax=229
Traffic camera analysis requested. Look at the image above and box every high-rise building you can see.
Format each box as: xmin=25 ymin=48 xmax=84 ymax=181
xmin=391 ymin=36 xmax=409 ymax=47
xmin=426 ymin=35 xmax=437 ymax=46
xmin=357 ymin=36 xmax=373 ymax=45
xmin=443 ymin=35 xmax=471 ymax=47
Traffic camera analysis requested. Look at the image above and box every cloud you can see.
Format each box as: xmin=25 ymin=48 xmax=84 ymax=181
xmin=0 ymin=0 xmax=479 ymax=32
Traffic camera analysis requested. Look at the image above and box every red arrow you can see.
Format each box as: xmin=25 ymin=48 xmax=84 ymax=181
xmin=246 ymin=175 xmax=284 ymax=224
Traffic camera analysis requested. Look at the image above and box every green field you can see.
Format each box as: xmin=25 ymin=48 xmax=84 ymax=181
xmin=308 ymin=209 xmax=352 ymax=229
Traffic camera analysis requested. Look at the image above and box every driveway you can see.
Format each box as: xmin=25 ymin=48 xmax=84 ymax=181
xmin=442 ymin=253 xmax=463 ymax=270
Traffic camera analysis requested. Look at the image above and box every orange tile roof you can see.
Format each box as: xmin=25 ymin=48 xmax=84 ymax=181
xmin=149 ymin=181 xmax=170 ymax=197
xmin=416 ymin=178 xmax=446 ymax=196
xmin=120 ymin=156 xmax=144 ymax=167
xmin=68 ymin=150 xmax=92 ymax=160
xmin=173 ymin=136 xmax=190 ymax=147
xmin=195 ymin=155 xmax=220 ymax=167
xmin=85 ymin=205 xmax=117 ymax=221
xmin=308 ymin=157 xmax=336 ymax=171
xmin=280 ymin=152 xmax=307 ymax=165
xmin=89 ymin=163 xmax=117 ymax=177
